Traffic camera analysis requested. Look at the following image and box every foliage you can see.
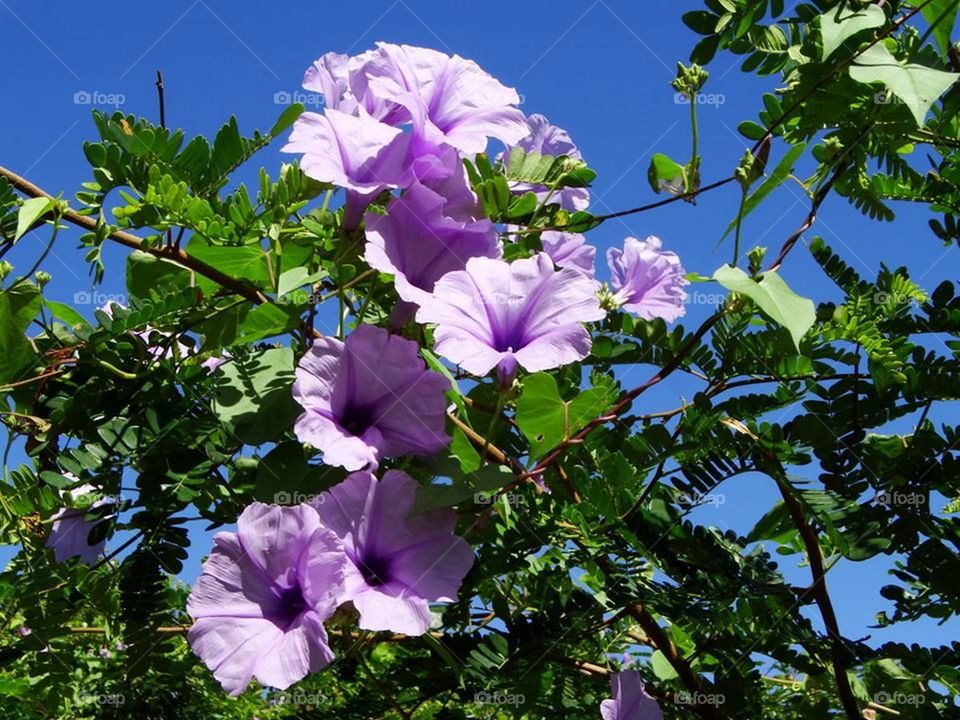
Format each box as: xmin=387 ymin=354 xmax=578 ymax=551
xmin=1 ymin=3 xmax=960 ymax=719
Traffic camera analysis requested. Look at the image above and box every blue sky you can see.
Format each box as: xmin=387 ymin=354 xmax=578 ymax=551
xmin=1 ymin=0 xmax=957 ymax=658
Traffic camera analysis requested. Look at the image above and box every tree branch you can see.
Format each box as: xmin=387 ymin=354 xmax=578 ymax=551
xmin=0 ymin=165 xmax=270 ymax=305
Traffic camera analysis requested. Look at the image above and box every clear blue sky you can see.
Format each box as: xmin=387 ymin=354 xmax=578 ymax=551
xmin=1 ymin=0 xmax=956 ymax=654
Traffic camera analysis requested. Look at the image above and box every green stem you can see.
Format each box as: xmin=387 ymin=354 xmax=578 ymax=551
xmin=733 ymin=186 xmax=748 ymax=267
xmin=481 ymin=390 xmax=507 ymax=465
xmin=689 ymin=94 xmax=699 ymax=170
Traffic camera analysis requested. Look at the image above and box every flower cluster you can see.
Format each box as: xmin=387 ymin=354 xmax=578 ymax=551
xmin=187 ymin=470 xmax=473 ymax=695
xmin=189 ymin=43 xmax=682 ymax=713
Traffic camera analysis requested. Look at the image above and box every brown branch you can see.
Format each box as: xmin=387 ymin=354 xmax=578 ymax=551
xmin=626 ymin=603 xmax=718 ymax=720
xmin=0 ymin=165 xmax=270 ymax=305
xmin=766 ymin=463 xmax=860 ymax=720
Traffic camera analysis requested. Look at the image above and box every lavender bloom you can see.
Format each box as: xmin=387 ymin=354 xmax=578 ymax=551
xmin=415 ymin=254 xmax=605 ymax=382
xmin=364 ymin=183 xmax=500 ymax=307
xmin=540 ymin=231 xmax=597 ymax=279
xmin=302 ymin=52 xmax=356 ymax=115
xmin=503 ymin=114 xmax=590 ymax=211
xmin=355 ymin=42 xmax=527 ymax=154
xmin=187 ymin=503 xmax=345 ymax=696
xmin=282 ymin=108 xmax=409 ymax=227
xmin=293 ymin=324 xmax=450 ymax=472
xmin=312 ymin=470 xmax=474 ymax=636
xmin=600 ymin=670 xmax=662 ymax=720
xmin=45 ymin=483 xmax=112 ymax=566
xmin=606 ymin=236 xmax=688 ymax=323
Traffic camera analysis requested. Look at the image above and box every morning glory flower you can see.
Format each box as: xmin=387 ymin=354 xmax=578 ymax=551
xmin=354 ymin=42 xmax=528 ymax=154
xmin=415 ymin=254 xmax=605 ymax=383
xmin=503 ymin=113 xmax=590 ymax=211
xmin=282 ymin=108 xmax=408 ymax=227
xmin=187 ymin=503 xmax=345 ymax=696
xmin=606 ymin=236 xmax=688 ymax=322
xmin=292 ymin=324 xmax=450 ymax=471
xmin=600 ymin=670 xmax=662 ymax=720
xmin=364 ymin=182 xmax=500 ymax=308
xmin=312 ymin=469 xmax=474 ymax=636
xmin=540 ymin=231 xmax=597 ymax=279
xmin=45 ymin=482 xmax=112 ymax=566
xmin=302 ymin=52 xmax=356 ymax=114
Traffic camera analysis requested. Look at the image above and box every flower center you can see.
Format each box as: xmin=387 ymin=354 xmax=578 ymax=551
xmin=272 ymin=584 xmax=308 ymax=630
xmin=357 ymin=554 xmax=392 ymax=588
xmin=340 ymin=403 xmax=379 ymax=436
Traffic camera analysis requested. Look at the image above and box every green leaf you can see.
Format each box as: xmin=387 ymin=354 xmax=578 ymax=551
xmin=920 ymin=0 xmax=960 ymax=54
xmin=276 ymin=266 xmax=326 ymax=297
xmin=413 ymin=464 xmax=513 ymax=514
xmin=713 ymin=264 xmax=816 ymax=350
xmin=270 ymin=102 xmax=305 ymax=137
xmin=126 ymin=250 xmax=191 ymax=299
xmin=819 ymin=5 xmax=886 ymax=61
xmin=647 ymin=153 xmax=686 ymax=194
xmin=186 ymin=240 xmax=272 ymax=293
xmin=849 ymin=44 xmax=959 ymax=126
xmin=0 ymin=281 xmax=41 ymax=385
xmin=515 ymin=373 xmax=617 ymax=459
xmin=43 ymin=298 xmax=89 ymax=330
xmin=14 ymin=197 xmax=55 ymax=241
xmin=212 ymin=347 xmax=299 ymax=444
xmin=651 ymin=650 xmax=679 ymax=680
xmin=737 ymin=121 xmax=766 ymax=141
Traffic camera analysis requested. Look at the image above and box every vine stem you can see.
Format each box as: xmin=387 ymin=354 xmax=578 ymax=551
xmin=0 ymin=166 xmax=270 ymax=305
xmin=767 ymin=462 xmax=860 ymax=720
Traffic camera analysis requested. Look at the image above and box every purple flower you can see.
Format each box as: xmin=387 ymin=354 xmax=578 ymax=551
xmin=364 ymin=183 xmax=500 ymax=307
xmin=607 ymin=237 xmax=687 ymax=322
xmin=283 ymin=108 xmax=409 ymax=226
xmin=503 ymin=114 xmax=590 ymax=211
xmin=600 ymin=670 xmax=662 ymax=720
xmin=293 ymin=324 xmax=451 ymax=472
xmin=45 ymin=482 xmax=112 ymax=566
xmin=302 ymin=52 xmax=356 ymax=115
xmin=187 ymin=503 xmax=345 ymax=696
xmin=312 ymin=470 xmax=474 ymax=636
xmin=540 ymin=231 xmax=597 ymax=279
xmin=415 ymin=254 xmax=605 ymax=382
xmin=355 ymin=42 xmax=527 ymax=154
